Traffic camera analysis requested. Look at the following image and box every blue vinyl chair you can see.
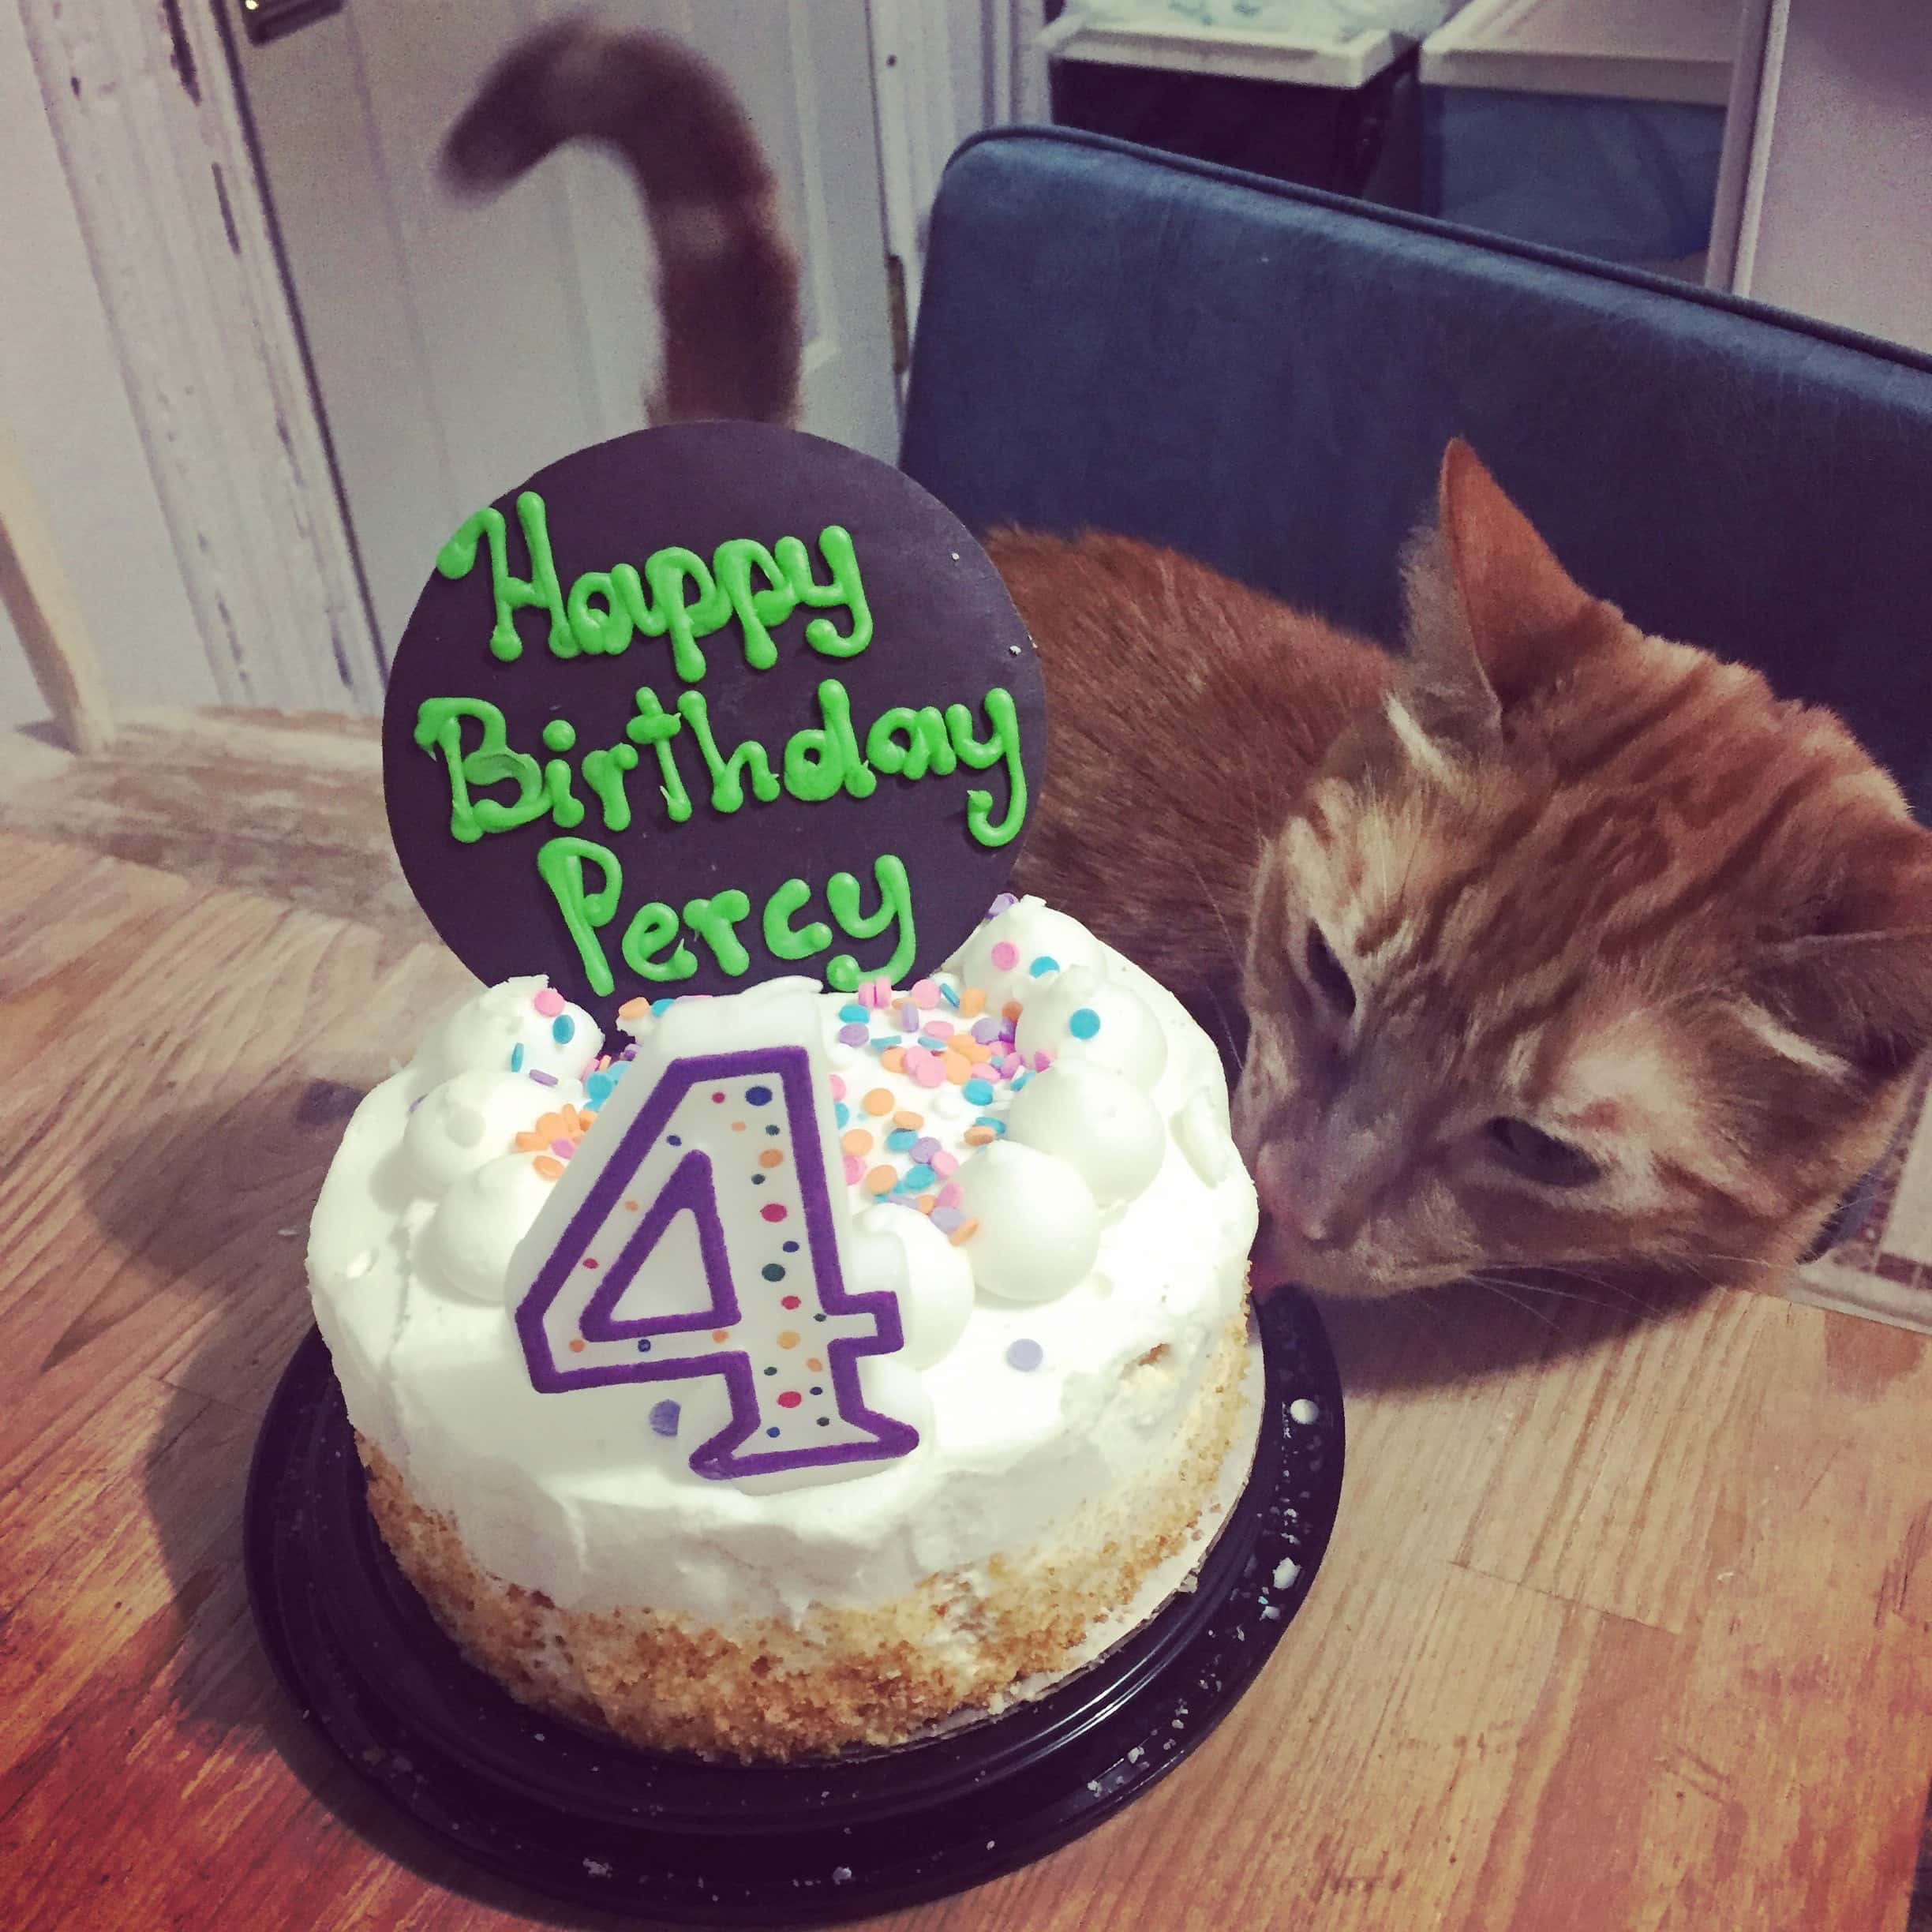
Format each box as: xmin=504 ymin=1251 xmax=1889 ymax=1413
xmin=900 ymin=128 xmax=1932 ymax=819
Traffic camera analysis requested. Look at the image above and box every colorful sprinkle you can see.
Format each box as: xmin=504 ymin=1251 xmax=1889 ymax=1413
xmin=1029 ymin=955 xmax=1059 ymax=978
xmin=988 ymin=892 xmax=1018 ymax=918
xmin=829 ymin=1073 xmax=847 ymax=1100
xmin=650 ymin=1399 xmax=680 ymax=1436
xmin=760 ymin=1204 xmax=788 ymax=1222
xmin=924 ymin=1017 xmax=956 ymax=1039
xmin=618 ymin=996 xmax=652 ymax=1020
xmin=893 ymin=1109 xmax=925 ymax=1131
xmin=897 ymin=999 xmax=920 ymax=1031
xmin=864 ymin=1164 xmax=896 ymax=1195
xmin=973 ymin=1114 xmax=1006 ymax=1136
xmin=777 ymin=1391 xmax=802 ymax=1410
xmin=1069 ymin=1007 xmax=1101 ymax=1039
xmin=550 ymin=1137 xmax=577 ymax=1159
xmin=859 ymin=979 xmax=893 ymax=1009
xmin=529 ymin=1068 xmax=559 ymax=1088
xmin=945 ymin=1055 xmax=974 ymax=1087
xmin=931 ymin=1150 xmax=959 ymax=1178
xmin=886 ymin=1128 xmax=918 ymax=1153
xmin=834 ymin=1101 xmax=851 ymax=1128
xmin=652 ymin=997 xmax=678 ymax=1015
xmin=534 ymin=1155 xmax=564 ymax=1180
xmin=776 ymin=1329 xmax=800 ymax=1349
xmin=712 ymin=1327 xmax=732 ymax=1342
xmin=913 ymin=1055 xmax=945 ymax=1090
xmin=509 ymin=1043 xmax=525 ymax=1073
xmin=837 ymin=1023 xmax=869 ymax=1046
xmin=534 ymin=987 xmax=565 ymax=1017
xmin=781 ymin=1294 xmax=800 ymax=1308
xmin=903 ymin=1163 xmax=936 ymax=1190
xmin=990 ymin=940 xmax=1019 ymax=971
xmin=940 ymin=983 xmax=961 ymax=1009
xmin=758 ymin=1149 xmax=784 ymax=1169
xmin=912 ymin=1136 xmax=941 ymax=1163
xmin=930 ymin=1205 xmax=964 ymax=1233
xmin=807 ymin=1356 xmax=824 ymax=1370
xmin=568 ymin=1337 xmax=586 ymax=1353
xmin=1002 ymin=1000 xmax=1024 ymax=1022
xmin=1032 ymin=1051 xmax=1053 ymax=1073
xmin=838 ymin=1004 xmax=869 ymax=1024
xmin=744 ymin=1084 xmax=773 ymax=1106
xmin=842 ymin=1128 xmax=874 ymax=1156
xmin=862 ymin=1088 xmax=893 ymax=1116
xmin=937 ymin=1182 xmax=964 ymax=1208
xmin=962 ymin=1078 xmax=995 ymax=1106
xmin=961 ymin=988 xmax=987 ymax=1017
xmin=881 ymin=1046 xmax=908 ymax=1073
xmin=964 ymin=1125 xmax=995 ymax=1146
xmin=843 ymin=1155 xmax=863 ymax=1185
xmin=552 ymin=1014 xmax=576 ymax=1045
xmin=948 ymin=1215 xmax=979 ymax=1247
xmin=1006 ymin=1339 xmax=1044 ymax=1372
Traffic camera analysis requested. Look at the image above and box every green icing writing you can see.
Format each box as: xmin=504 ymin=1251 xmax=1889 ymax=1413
xmin=414 ymin=697 xmax=548 ymax=842
xmin=580 ymin=743 xmax=638 ymax=832
xmin=826 ymin=855 xmax=915 ymax=992
xmin=436 ymin=493 xmax=570 ymax=663
xmin=537 ymin=836 xmax=623 ymax=996
xmin=676 ymin=690 xmax=782 ymax=813
xmin=683 ymin=889 xmax=754 ymax=975
xmin=436 ymin=496 xmax=878 ymax=680
xmin=621 ymin=900 xmax=697 ymax=983
xmin=777 ymin=525 xmax=871 ymax=658
xmin=624 ymin=687 xmax=693 ymax=824
xmin=764 ymin=877 xmax=833 ymax=960
xmin=713 ymin=539 xmax=798 ymax=672
xmin=947 ymin=687 xmax=1027 ymax=848
xmin=783 ymin=679 xmax=878 ymax=803
xmin=567 ymin=571 xmax=635 ymax=657
xmin=866 ymin=704 xmax=957 ymax=780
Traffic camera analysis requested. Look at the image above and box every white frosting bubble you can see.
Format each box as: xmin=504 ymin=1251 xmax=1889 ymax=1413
xmin=417 ymin=1151 xmax=556 ymax=1303
xmin=1173 ymin=1088 xmax=1238 ymax=1187
xmin=944 ymin=897 xmax=1105 ymax=1007
xmin=1013 ymin=964 xmax=1168 ymax=1091
xmin=853 ymin=1205 xmax=973 ymax=1368
xmin=415 ymin=976 xmax=605 ymax=1088
xmin=1004 ymin=1061 xmax=1163 ymax=1207
xmin=404 ymin=1069 xmax=559 ymax=1196
xmin=953 ymin=1141 xmax=1101 ymax=1303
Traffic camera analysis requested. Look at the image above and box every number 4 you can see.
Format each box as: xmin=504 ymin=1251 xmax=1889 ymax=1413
xmin=509 ymin=998 xmax=919 ymax=1481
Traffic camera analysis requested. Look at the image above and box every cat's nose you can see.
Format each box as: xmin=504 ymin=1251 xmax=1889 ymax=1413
xmin=1255 ymin=1141 xmax=1352 ymax=1249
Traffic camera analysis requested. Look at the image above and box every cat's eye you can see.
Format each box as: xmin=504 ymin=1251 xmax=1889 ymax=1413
xmin=1485 ymin=1118 xmax=1601 ymax=1189
xmin=1303 ymin=923 xmax=1357 ymax=1017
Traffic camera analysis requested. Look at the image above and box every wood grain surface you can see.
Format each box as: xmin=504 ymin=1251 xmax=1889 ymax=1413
xmin=4 ymin=821 xmax=1930 ymax=1932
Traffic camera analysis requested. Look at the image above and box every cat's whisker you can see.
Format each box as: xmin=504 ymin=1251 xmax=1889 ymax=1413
xmin=1465 ymin=1275 xmax=1563 ymax=1329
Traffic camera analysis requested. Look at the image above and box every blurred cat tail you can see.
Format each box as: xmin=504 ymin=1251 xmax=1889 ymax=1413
xmin=443 ymin=19 xmax=800 ymax=428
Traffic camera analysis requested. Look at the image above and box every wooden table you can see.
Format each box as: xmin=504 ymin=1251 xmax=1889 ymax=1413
xmin=5 ymin=823 xmax=1931 ymax=1932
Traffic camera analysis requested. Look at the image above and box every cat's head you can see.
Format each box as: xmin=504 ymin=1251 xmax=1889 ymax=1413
xmin=1234 ymin=440 xmax=1932 ymax=1299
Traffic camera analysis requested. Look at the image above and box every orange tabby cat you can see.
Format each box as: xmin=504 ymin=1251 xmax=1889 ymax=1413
xmin=445 ymin=26 xmax=1932 ymax=1300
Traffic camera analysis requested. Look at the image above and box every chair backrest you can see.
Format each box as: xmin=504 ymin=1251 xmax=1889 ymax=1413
xmin=902 ymin=128 xmax=1932 ymax=814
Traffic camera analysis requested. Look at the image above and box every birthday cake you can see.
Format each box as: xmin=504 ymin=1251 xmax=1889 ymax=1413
xmin=309 ymin=894 xmax=1256 ymax=1761
xmin=305 ymin=421 xmax=1258 ymax=1759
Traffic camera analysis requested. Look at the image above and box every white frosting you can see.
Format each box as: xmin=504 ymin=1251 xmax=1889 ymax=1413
xmin=307 ymin=898 xmax=1257 ymax=1623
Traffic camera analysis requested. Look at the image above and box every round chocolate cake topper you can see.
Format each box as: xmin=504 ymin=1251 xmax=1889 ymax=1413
xmin=383 ymin=425 xmax=1045 ymax=1025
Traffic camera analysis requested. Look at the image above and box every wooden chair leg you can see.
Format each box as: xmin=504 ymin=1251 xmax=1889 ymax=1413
xmin=0 ymin=426 xmax=114 ymax=755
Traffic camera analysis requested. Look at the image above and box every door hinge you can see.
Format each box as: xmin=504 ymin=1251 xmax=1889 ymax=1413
xmin=886 ymin=253 xmax=911 ymax=377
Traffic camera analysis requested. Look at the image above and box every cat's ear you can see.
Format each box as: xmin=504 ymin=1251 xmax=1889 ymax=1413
xmin=1752 ymin=819 xmax=1932 ymax=1076
xmin=1402 ymin=440 xmax=1616 ymax=732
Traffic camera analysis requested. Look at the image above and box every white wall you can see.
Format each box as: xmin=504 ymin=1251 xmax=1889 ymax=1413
xmin=1726 ymin=0 xmax=1932 ymax=354
xmin=0 ymin=0 xmax=212 ymax=733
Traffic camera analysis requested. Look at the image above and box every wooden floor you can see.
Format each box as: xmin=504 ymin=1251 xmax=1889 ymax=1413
xmin=4 ymin=717 xmax=1932 ymax=1931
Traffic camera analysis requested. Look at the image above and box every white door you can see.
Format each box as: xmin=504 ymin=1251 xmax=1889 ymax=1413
xmin=238 ymin=0 xmax=901 ymax=655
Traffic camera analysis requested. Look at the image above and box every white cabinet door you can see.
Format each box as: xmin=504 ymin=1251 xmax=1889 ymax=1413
xmin=238 ymin=0 xmax=900 ymax=654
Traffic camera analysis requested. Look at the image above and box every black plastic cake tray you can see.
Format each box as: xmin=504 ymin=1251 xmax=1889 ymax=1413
xmin=245 ymin=1288 xmax=1344 ymax=1925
